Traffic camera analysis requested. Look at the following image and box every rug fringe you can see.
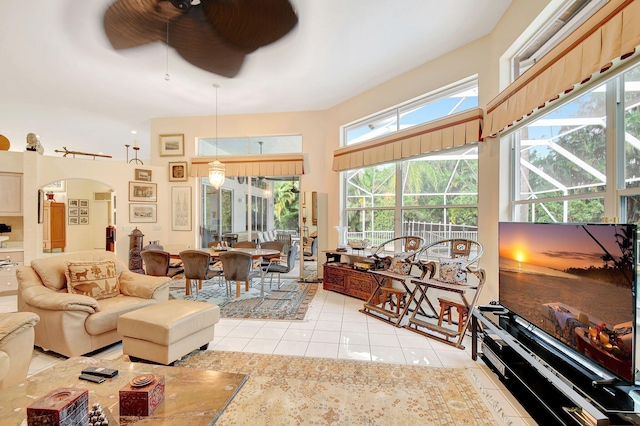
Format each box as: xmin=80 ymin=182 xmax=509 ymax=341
xmin=467 ymin=369 xmax=515 ymax=426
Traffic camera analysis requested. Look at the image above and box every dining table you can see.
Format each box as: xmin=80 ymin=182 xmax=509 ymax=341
xmin=166 ymin=245 xmax=281 ymax=298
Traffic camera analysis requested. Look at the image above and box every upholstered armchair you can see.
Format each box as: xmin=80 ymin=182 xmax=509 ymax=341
xmin=0 ymin=312 xmax=39 ymax=389
xmin=17 ymin=250 xmax=170 ymax=357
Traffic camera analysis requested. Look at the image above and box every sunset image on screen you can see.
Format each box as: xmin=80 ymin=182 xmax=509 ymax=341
xmin=498 ymin=222 xmax=635 ymax=381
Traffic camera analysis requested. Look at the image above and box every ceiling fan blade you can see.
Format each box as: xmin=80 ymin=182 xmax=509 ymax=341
xmin=168 ymin=8 xmax=247 ymax=78
xmin=202 ymin=0 xmax=298 ymax=51
xmin=104 ymin=0 xmax=183 ymax=49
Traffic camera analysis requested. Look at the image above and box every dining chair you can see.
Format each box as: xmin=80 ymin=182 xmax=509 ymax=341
xmin=262 ymin=244 xmax=297 ymax=289
xmin=234 ymin=241 xmax=256 ymax=248
xmin=219 ymin=251 xmax=260 ymax=298
xmin=141 ymin=249 xmax=183 ymax=278
xmin=276 ymin=233 xmax=292 ymax=253
xmin=179 ymin=250 xmax=222 ymax=296
xmin=260 ymin=241 xmax=284 ymax=264
xmin=303 ymin=237 xmax=318 ymax=261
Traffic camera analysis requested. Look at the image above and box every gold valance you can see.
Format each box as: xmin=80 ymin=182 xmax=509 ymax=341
xmin=484 ymin=0 xmax=640 ymax=137
xmin=332 ymin=108 xmax=483 ymax=172
xmin=190 ymin=154 xmax=305 ymax=177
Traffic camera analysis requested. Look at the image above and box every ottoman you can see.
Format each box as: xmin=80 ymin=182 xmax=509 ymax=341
xmin=117 ymin=300 xmax=220 ymax=365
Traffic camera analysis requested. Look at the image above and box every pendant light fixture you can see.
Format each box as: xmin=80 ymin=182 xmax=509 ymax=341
xmin=208 ymin=83 xmax=225 ymax=189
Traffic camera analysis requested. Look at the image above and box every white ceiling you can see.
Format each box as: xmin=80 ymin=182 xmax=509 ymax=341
xmin=0 ymin=0 xmax=512 ymax=161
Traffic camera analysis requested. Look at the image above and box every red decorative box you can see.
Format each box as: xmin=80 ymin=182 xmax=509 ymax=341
xmin=27 ymin=387 xmax=89 ymax=425
xmin=119 ymin=374 xmax=165 ymax=417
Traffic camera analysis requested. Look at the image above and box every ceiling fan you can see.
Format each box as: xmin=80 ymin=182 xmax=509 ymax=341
xmin=103 ymin=0 xmax=298 ymax=78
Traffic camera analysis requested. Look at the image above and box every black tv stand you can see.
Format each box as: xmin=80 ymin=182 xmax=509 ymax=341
xmin=471 ymin=309 xmax=640 ymax=425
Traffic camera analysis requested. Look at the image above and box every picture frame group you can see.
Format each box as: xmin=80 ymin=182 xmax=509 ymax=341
xmin=68 ymin=199 xmax=89 ymax=225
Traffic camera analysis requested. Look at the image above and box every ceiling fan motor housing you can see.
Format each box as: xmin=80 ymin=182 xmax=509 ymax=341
xmin=170 ymin=0 xmax=192 ymax=10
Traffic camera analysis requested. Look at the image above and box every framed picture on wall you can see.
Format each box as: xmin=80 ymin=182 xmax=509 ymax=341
xmin=129 ymin=182 xmax=157 ymax=202
xmin=69 ymin=217 xmax=79 ymax=225
xmin=135 ymin=168 xmax=152 ymax=181
xmin=68 ymin=208 xmax=79 ymax=217
xmin=130 ymin=203 xmax=157 ymax=223
xmin=159 ymin=134 xmax=184 ymax=157
xmin=68 ymin=199 xmax=79 ymax=208
xmin=79 ymin=199 xmax=89 ymax=208
xmin=79 ymin=216 xmax=89 ymax=225
xmin=168 ymin=161 xmax=188 ymax=182
xmin=171 ymin=186 xmax=192 ymax=231
xmin=312 ymin=191 xmax=318 ymax=226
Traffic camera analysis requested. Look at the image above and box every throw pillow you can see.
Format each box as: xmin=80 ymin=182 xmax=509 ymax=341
xmin=388 ymin=256 xmax=412 ymax=275
xmin=66 ymin=260 xmax=119 ymax=300
xmin=438 ymin=259 xmax=467 ymax=285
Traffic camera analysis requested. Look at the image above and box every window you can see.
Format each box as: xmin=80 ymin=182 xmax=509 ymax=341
xmin=342 ymin=78 xmax=480 ymax=245
xmin=345 ymin=147 xmax=478 ymax=245
xmin=511 ymin=61 xmax=640 ymax=223
xmin=512 ymin=0 xmax=605 ymax=79
xmin=198 ymin=135 xmax=302 ymax=156
xmin=343 ymin=78 xmax=478 ymax=146
xmin=197 ymin=134 xmax=302 ymax=248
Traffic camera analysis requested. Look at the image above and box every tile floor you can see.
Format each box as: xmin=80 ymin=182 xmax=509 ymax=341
xmin=0 ymin=287 xmax=536 ymax=425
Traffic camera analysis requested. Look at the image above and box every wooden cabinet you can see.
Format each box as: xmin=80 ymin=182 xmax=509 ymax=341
xmin=43 ymin=201 xmax=65 ymax=252
xmin=0 ymin=172 xmax=22 ymax=215
xmin=0 ymin=250 xmax=23 ymax=294
xmin=323 ymin=264 xmax=378 ymax=300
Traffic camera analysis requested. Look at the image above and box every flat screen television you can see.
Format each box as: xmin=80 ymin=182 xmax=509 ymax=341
xmin=498 ymin=222 xmax=637 ymax=383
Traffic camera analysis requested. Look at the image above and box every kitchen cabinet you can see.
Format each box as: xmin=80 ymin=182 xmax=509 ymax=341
xmin=0 ymin=250 xmax=23 ymax=294
xmin=0 ymin=173 xmax=22 ymax=215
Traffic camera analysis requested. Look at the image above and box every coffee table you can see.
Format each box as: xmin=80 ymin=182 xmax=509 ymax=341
xmin=0 ymin=356 xmax=248 ymax=425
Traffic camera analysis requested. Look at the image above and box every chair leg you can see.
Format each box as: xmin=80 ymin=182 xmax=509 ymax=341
xmin=245 ymin=281 xmax=249 ymax=291
xmin=277 ymin=272 xmax=282 ymax=288
xmin=236 ymin=281 xmax=241 ymax=298
xmin=198 ymin=279 xmax=203 ymax=290
xmin=185 ymin=279 xmax=191 ymax=296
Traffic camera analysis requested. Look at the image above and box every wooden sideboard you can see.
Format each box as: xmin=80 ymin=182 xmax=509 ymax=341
xmin=323 ymin=263 xmax=378 ymax=300
xmin=322 ymin=250 xmax=382 ymax=300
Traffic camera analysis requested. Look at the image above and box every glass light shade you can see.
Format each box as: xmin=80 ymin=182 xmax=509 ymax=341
xmin=334 ymin=225 xmax=349 ymax=249
xmin=208 ymin=160 xmax=226 ymax=189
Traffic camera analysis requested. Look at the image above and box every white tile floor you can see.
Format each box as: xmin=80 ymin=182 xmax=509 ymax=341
xmin=0 ymin=288 xmax=537 ymax=425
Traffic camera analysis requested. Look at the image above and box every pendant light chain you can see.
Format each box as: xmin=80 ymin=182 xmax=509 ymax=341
xmin=214 ymin=83 xmax=219 ymax=158
xmin=208 ymin=83 xmax=225 ymax=190
xmin=164 ymin=20 xmax=170 ymax=81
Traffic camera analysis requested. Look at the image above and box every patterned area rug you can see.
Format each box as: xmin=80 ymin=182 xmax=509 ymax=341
xmin=170 ymin=279 xmax=318 ymax=321
xmin=164 ymin=350 xmax=509 ymax=425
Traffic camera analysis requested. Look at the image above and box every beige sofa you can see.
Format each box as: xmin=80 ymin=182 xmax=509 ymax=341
xmin=0 ymin=312 xmax=39 ymax=389
xmin=17 ymin=251 xmax=170 ymax=357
